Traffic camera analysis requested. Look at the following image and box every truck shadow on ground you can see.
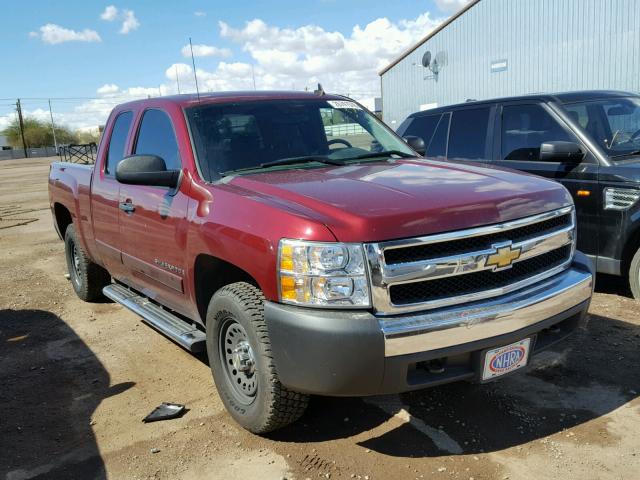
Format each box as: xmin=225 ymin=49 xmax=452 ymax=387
xmin=269 ymin=312 xmax=640 ymax=458
xmin=0 ymin=309 xmax=134 ymax=479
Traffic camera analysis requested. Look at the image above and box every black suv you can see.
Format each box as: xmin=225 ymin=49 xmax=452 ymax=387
xmin=398 ymin=90 xmax=640 ymax=299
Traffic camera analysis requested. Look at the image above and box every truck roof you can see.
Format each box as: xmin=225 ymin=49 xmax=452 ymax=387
xmin=115 ymin=90 xmax=348 ymax=109
xmin=408 ymin=90 xmax=638 ymax=118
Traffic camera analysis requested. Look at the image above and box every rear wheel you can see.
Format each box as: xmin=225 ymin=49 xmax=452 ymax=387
xmin=629 ymin=247 xmax=640 ymax=300
xmin=206 ymin=282 xmax=309 ymax=434
xmin=64 ymin=224 xmax=110 ymax=302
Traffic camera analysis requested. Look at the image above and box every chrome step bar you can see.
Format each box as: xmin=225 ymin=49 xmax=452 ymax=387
xmin=103 ymin=283 xmax=206 ymax=352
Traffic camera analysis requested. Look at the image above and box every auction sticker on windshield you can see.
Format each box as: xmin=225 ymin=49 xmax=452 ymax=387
xmin=482 ymin=338 xmax=531 ymax=380
xmin=328 ymin=100 xmax=361 ymax=110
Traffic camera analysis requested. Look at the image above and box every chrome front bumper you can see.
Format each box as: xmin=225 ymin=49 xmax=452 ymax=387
xmin=380 ymin=257 xmax=593 ymax=357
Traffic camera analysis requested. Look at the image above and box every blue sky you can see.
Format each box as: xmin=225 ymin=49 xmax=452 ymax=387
xmin=1 ymin=0 xmax=468 ymax=130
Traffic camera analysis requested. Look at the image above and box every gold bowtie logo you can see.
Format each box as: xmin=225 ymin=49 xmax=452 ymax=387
xmin=486 ymin=243 xmax=522 ymax=270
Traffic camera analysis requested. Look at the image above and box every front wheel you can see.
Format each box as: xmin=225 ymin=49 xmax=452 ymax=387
xmin=206 ymin=282 xmax=309 ymax=434
xmin=629 ymin=247 xmax=640 ymax=300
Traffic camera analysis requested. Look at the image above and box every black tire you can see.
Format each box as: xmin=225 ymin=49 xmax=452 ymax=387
xmin=64 ymin=224 xmax=110 ymax=302
xmin=629 ymin=247 xmax=640 ymax=300
xmin=206 ymin=282 xmax=309 ymax=434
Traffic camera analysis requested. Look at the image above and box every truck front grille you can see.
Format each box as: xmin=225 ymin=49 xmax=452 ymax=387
xmin=389 ymin=245 xmax=571 ymax=305
xmin=364 ymin=206 xmax=576 ymax=315
xmin=384 ymin=213 xmax=572 ymax=265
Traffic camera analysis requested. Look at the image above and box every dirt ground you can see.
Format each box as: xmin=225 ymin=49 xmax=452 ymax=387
xmin=1 ymin=157 xmax=639 ymax=480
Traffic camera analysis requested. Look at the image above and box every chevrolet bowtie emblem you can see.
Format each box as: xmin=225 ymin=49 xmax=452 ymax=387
xmin=485 ymin=243 xmax=522 ymax=270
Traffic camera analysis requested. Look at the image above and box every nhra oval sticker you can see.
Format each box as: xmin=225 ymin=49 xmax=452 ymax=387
xmin=482 ymin=338 xmax=531 ymax=380
xmin=327 ymin=100 xmax=361 ymax=110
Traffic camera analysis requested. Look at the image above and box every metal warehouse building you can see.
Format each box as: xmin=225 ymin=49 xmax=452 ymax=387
xmin=380 ymin=0 xmax=640 ymax=129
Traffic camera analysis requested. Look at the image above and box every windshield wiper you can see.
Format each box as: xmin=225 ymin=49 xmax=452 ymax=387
xmin=341 ymin=150 xmax=416 ymax=161
xmin=221 ymin=155 xmax=344 ymax=176
xmin=259 ymin=155 xmax=345 ymax=168
xmin=610 ymin=150 xmax=640 ymax=159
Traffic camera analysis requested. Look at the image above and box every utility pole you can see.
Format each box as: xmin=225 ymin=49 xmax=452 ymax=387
xmin=175 ymin=65 xmax=181 ymax=94
xmin=48 ymin=99 xmax=58 ymax=151
xmin=189 ymin=38 xmax=201 ymax=100
xmin=16 ymin=99 xmax=28 ymax=158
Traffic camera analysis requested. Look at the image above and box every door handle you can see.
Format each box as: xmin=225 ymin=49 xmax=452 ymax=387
xmin=119 ymin=201 xmax=135 ymax=213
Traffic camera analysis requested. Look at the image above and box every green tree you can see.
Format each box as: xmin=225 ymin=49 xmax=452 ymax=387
xmin=75 ymin=129 xmax=101 ymax=145
xmin=1 ymin=116 xmax=77 ymax=148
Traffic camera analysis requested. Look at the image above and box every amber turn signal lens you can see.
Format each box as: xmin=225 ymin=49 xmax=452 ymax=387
xmin=577 ymin=190 xmax=591 ymax=197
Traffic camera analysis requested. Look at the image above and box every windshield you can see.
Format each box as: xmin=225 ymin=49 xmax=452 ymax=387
xmin=185 ymin=98 xmax=414 ymax=180
xmin=562 ymin=97 xmax=640 ymax=158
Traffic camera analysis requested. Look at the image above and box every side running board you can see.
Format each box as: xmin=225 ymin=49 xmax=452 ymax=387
xmin=103 ymin=283 xmax=206 ymax=353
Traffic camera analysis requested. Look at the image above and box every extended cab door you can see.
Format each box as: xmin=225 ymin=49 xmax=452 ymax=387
xmin=492 ymin=102 xmax=600 ymax=257
xmin=90 ymin=110 xmax=134 ymax=279
xmin=118 ymin=108 xmax=191 ymax=316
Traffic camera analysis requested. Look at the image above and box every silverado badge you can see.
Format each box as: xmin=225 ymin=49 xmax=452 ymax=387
xmin=486 ymin=243 xmax=522 ymax=270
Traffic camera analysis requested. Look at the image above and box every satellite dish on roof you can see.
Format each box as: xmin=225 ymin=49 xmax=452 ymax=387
xmin=421 ymin=51 xmax=432 ymax=68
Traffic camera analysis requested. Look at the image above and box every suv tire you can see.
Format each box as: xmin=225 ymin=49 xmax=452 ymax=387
xmin=629 ymin=247 xmax=640 ymax=300
xmin=206 ymin=282 xmax=309 ymax=434
xmin=64 ymin=224 xmax=111 ymax=302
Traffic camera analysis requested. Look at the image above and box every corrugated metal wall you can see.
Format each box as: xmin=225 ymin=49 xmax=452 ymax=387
xmin=381 ymin=0 xmax=640 ymax=128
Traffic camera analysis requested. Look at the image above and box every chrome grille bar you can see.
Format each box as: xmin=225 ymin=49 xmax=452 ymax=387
xmin=365 ymin=206 xmax=576 ymax=315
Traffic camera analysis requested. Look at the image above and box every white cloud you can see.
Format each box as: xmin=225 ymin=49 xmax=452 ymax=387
xmin=15 ymin=11 xmax=444 ymax=131
xmin=31 ymin=24 xmax=101 ymax=45
xmin=435 ymin=0 xmax=472 ymax=13
xmin=194 ymin=11 xmax=206 ymax=17
xmin=97 ymin=83 xmax=120 ymax=95
xmin=181 ymin=44 xmax=232 ymax=58
xmin=101 ymin=6 xmax=140 ymax=34
xmin=120 ymin=9 xmax=140 ymax=34
xmin=100 ymin=5 xmax=119 ymax=21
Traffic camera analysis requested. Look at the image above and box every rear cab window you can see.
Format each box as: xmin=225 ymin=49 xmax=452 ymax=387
xmin=105 ymin=111 xmax=133 ymax=175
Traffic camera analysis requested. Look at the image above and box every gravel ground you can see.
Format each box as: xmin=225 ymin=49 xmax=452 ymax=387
xmin=1 ymin=157 xmax=639 ymax=480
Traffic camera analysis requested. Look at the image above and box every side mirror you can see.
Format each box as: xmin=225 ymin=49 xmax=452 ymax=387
xmin=116 ymin=155 xmax=180 ymax=188
xmin=539 ymin=141 xmax=585 ymax=163
xmin=403 ymin=135 xmax=426 ymax=156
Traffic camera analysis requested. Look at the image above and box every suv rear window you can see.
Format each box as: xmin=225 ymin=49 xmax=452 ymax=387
xmin=448 ymin=107 xmax=491 ymax=160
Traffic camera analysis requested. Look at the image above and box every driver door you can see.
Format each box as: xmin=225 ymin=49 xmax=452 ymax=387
xmin=118 ymin=108 xmax=191 ymax=316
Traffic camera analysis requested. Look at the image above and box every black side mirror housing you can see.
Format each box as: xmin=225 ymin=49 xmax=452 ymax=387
xmin=539 ymin=141 xmax=585 ymax=163
xmin=403 ymin=135 xmax=426 ymax=156
xmin=115 ymin=155 xmax=180 ymax=188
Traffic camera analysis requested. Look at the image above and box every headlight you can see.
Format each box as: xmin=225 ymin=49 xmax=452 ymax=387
xmin=278 ymin=239 xmax=370 ymax=307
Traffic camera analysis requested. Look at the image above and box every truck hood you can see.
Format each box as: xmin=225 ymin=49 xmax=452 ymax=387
xmin=225 ymin=159 xmax=572 ymax=242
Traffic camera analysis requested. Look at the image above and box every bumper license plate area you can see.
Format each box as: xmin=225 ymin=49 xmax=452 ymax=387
xmin=481 ymin=338 xmax=531 ymax=381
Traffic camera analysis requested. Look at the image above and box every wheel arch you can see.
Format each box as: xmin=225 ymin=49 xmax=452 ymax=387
xmin=193 ymin=254 xmax=260 ymax=324
xmin=53 ymin=202 xmax=73 ymax=240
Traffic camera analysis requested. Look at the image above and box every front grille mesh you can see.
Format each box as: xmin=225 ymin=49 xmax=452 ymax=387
xmin=384 ymin=213 xmax=572 ymax=265
xmin=389 ymin=245 xmax=571 ymax=306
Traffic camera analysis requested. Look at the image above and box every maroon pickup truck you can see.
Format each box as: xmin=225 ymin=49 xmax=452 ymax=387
xmin=49 ymin=91 xmax=594 ymax=433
